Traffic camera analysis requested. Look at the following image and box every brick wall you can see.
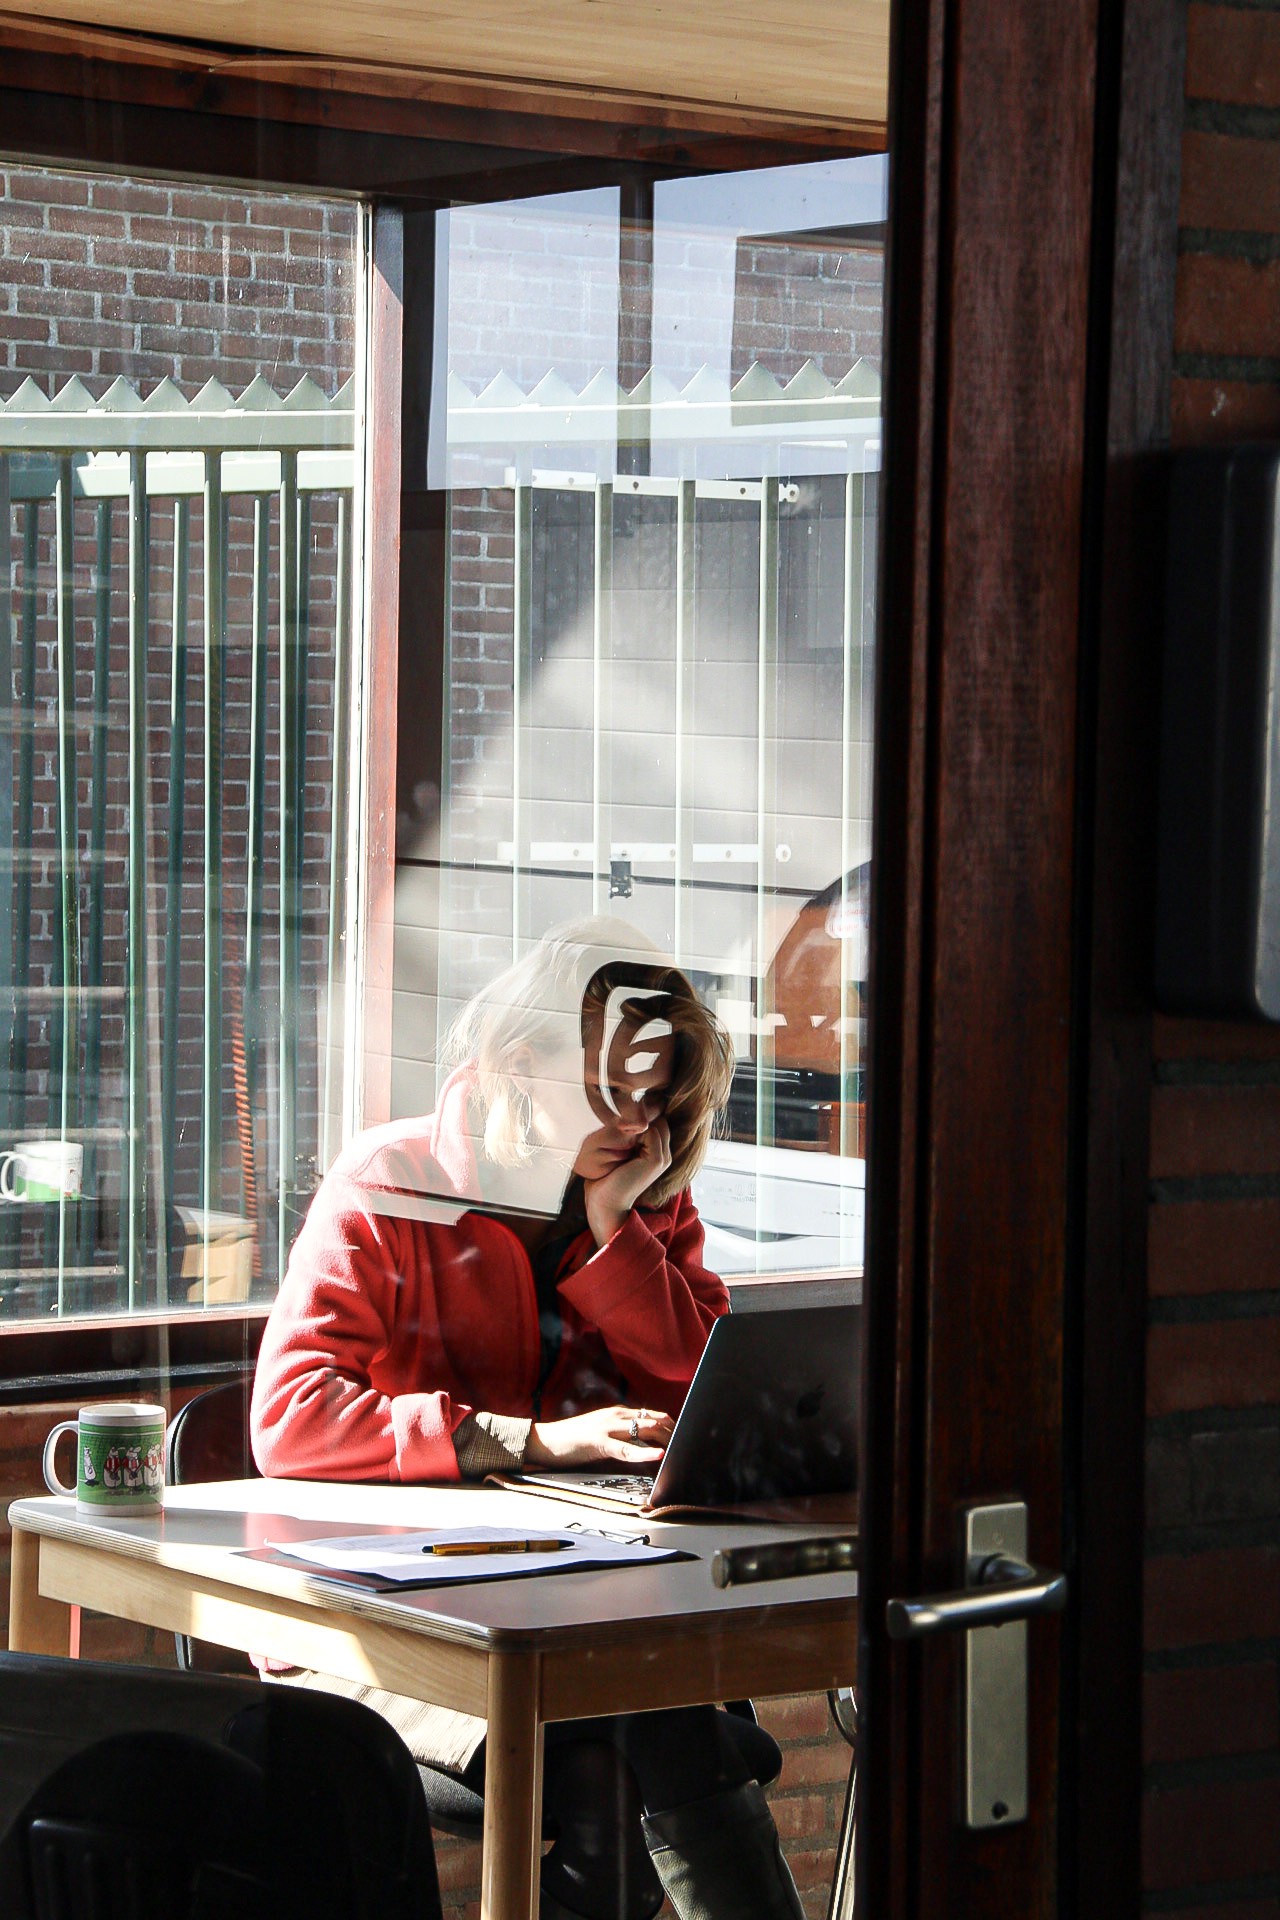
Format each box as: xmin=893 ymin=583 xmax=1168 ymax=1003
xmin=0 ymin=165 xmax=357 ymax=401
xmin=1144 ymin=16 xmax=1280 ymax=1903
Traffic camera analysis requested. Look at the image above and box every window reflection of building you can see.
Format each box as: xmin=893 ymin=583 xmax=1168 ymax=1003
xmin=396 ymin=163 xmax=882 ymax=1285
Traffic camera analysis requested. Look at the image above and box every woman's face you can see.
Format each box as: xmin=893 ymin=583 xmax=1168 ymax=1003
xmin=574 ymin=1009 xmax=677 ymax=1180
xmin=526 ymin=1007 xmax=677 ymax=1178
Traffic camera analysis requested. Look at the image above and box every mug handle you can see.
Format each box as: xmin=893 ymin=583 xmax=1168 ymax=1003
xmin=42 ymin=1420 xmax=79 ymax=1496
xmin=0 ymin=1152 xmax=16 ymax=1201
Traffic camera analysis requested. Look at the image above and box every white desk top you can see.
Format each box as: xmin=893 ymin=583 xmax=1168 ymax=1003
xmin=9 ymin=1479 xmax=858 ymax=1653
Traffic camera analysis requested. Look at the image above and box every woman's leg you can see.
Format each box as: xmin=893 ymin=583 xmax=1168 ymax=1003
xmin=459 ymin=1720 xmax=663 ymax=1920
xmin=461 ymin=1705 xmax=801 ymax=1920
xmin=612 ymin=1708 xmax=806 ymax=1920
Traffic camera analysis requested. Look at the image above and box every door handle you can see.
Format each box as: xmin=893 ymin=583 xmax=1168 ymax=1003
xmin=883 ymin=1503 xmax=1067 ymax=1830
xmin=885 ymin=1552 xmax=1067 ymax=1639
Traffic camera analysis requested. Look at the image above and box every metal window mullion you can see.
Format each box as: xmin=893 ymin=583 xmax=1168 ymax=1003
xmin=322 ymin=492 xmax=352 ymax=1170
xmin=673 ymin=479 xmax=696 ymax=970
xmin=52 ymin=456 xmax=81 ymax=1313
xmin=754 ymin=478 xmax=779 ymax=1175
xmin=436 ymin=498 xmax=457 ymax=1070
xmin=592 ymin=480 xmax=613 ymax=916
xmin=162 ymin=499 xmax=190 ymax=1235
xmin=511 ymin=470 xmax=533 ymax=960
xmin=158 ymin=492 xmax=190 ymax=1306
xmin=839 ymin=471 xmax=865 ymax=1163
xmin=244 ymin=497 xmax=269 ymax=1123
xmin=12 ymin=509 xmax=38 ymax=1136
xmin=0 ymin=458 xmax=14 ymax=1280
xmin=0 ymin=458 xmax=13 ymax=1131
xmin=80 ymin=497 xmax=112 ymax=1274
xmin=278 ymin=451 xmax=301 ymax=1282
xmin=126 ymin=451 xmax=152 ymax=1310
xmin=201 ymin=453 xmax=225 ymax=1297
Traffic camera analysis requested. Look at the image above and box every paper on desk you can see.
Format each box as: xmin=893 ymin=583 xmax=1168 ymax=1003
xmin=260 ymin=1525 xmax=682 ymax=1586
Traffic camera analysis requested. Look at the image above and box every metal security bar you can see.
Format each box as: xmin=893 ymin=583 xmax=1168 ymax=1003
xmin=0 ymin=376 xmax=357 ymax=1322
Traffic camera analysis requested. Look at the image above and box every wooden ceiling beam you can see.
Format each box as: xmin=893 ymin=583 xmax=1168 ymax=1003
xmin=0 ymin=5 xmax=888 ymax=143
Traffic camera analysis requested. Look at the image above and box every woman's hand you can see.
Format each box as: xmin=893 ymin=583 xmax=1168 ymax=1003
xmin=524 ymin=1403 xmax=673 ymax=1469
xmin=582 ymin=1116 xmax=672 ymax=1247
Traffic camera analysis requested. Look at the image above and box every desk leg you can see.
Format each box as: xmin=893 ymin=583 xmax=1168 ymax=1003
xmin=8 ymin=1529 xmax=71 ymax=1655
xmin=482 ymin=1649 xmax=544 ymax=1920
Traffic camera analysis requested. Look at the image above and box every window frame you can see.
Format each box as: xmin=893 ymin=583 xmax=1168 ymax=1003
xmin=0 ymin=23 xmax=864 ymax=1386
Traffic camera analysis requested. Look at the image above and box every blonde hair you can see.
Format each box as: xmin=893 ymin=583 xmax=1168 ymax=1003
xmin=443 ymin=918 xmax=734 ymax=1208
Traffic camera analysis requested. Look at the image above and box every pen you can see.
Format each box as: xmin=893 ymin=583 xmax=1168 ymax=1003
xmin=423 ymin=1538 xmax=573 ymax=1556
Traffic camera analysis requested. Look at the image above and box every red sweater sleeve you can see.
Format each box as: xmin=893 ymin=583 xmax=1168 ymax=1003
xmin=557 ymin=1189 xmax=728 ymax=1415
xmin=250 ymin=1180 xmax=468 ymax=1484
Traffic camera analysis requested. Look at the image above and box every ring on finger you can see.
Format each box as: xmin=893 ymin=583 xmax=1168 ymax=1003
xmin=628 ymin=1415 xmax=640 ymax=1442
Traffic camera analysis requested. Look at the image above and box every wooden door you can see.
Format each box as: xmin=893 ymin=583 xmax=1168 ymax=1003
xmin=857 ymin=0 xmax=1119 ymax=1910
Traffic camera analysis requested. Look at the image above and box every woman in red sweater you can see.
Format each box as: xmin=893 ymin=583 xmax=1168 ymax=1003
xmin=251 ymin=921 xmax=804 ymax=1920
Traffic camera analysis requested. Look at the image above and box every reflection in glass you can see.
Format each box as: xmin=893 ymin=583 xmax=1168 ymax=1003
xmin=402 ymin=155 xmax=885 ymax=1283
xmin=0 ymin=164 xmax=363 ymax=1321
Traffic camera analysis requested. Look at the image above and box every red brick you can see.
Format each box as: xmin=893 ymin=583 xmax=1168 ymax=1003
xmin=781 ymin=1846 xmax=838 ymax=1892
xmin=1187 ymin=3 xmax=1280 ymax=108
xmin=1147 ymin=1318 xmax=1280 ymax=1415
xmin=1144 ymin=1663 xmax=1280 ymax=1764
xmin=1172 ymin=378 xmax=1280 ymax=446
xmin=1143 ymin=1776 xmax=1280 ymax=1888
xmin=47 ymin=206 xmax=129 ymax=239
xmin=88 ymin=180 xmax=171 ymax=214
xmin=1150 ymin=1083 xmax=1280 ymax=1179
xmin=1160 ymin=1904 xmax=1280 ymax=1920
xmin=1150 ymin=1198 xmax=1280 ymax=1296
xmin=770 ymin=1792 xmax=832 ymax=1842
xmin=1181 ymin=130 xmax=1280 ymax=234
xmin=775 ymin=1739 xmax=856 ymax=1788
xmin=1153 ymin=1016 xmax=1280 ymax=1063
xmin=754 ymin=1693 xmax=834 ymax=1740
xmin=1145 ymin=1548 xmax=1280 ymax=1650
xmin=1175 ymin=254 xmax=1280 ymax=361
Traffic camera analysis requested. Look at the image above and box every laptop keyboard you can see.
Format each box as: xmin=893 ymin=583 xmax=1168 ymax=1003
xmin=521 ymin=1471 xmax=655 ymax=1505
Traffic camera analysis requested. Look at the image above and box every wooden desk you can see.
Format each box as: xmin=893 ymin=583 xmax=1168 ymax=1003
xmin=7 ymin=1481 xmax=858 ymax=1920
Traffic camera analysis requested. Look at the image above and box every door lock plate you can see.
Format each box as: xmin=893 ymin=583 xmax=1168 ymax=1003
xmin=964 ymin=1502 xmax=1028 ymax=1829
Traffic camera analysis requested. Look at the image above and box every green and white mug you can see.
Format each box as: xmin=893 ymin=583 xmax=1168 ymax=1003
xmin=43 ymin=1403 xmax=167 ymax=1514
xmin=0 ymin=1138 xmax=83 ymax=1202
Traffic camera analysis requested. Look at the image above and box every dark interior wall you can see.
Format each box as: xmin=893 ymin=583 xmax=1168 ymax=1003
xmin=1141 ymin=7 xmax=1280 ymax=1910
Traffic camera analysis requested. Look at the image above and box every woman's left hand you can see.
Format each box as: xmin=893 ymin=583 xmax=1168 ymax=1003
xmin=583 ymin=1116 xmax=672 ymax=1247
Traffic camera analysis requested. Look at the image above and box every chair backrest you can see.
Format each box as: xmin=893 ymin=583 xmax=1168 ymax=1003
xmin=0 ymin=1655 xmax=442 ymax=1920
xmin=165 ymin=1378 xmax=259 ymax=1488
xmin=17 ymin=1730 xmax=267 ymax=1920
xmin=228 ymin=1689 xmax=443 ymax=1920
xmin=164 ymin=1379 xmax=259 ymax=1674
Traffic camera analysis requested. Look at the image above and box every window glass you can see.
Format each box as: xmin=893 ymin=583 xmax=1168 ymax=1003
xmin=0 ymin=163 xmax=364 ymax=1323
xmin=398 ymin=157 xmax=885 ymax=1287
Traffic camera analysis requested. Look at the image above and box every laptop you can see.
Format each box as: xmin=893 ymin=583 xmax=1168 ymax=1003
xmin=509 ymin=1304 xmax=861 ymax=1514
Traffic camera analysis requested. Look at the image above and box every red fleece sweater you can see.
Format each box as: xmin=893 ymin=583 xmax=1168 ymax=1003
xmin=250 ymin=1070 xmax=728 ymax=1483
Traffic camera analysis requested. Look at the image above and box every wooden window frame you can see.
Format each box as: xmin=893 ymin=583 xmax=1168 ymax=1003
xmin=0 ymin=26 xmax=855 ymax=1386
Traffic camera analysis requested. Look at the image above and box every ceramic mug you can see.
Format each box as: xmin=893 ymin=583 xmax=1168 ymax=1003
xmin=0 ymin=1139 xmax=83 ymax=1202
xmin=43 ymin=1403 xmax=166 ymax=1514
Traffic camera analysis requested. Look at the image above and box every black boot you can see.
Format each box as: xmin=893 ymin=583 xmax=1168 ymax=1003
xmin=540 ymin=1738 xmax=664 ymax=1920
xmin=641 ymin=1779 xmax=805 ymax=1920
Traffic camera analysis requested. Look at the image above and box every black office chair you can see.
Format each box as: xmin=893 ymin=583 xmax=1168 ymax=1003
xmin=0 ymin=1653 xmax=442 ymax=1920
xmin=165 ymin=1379 xmax=782 ymax=1838
xmin=164 ymin=1379 xmax=260 ymax=1676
